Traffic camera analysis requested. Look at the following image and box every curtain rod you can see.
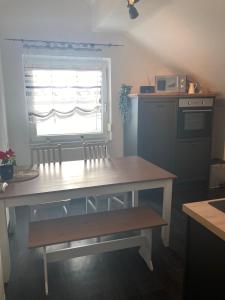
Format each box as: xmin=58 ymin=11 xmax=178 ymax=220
xmin=5 ymin=38 xmax=124 ymax=48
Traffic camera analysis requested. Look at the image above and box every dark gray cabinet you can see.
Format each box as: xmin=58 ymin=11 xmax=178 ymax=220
xmin=175 ymin=138 xmax=211 ymax=181
xmin=124 ymin=96 xmax=177 ymax=173
xmin=123 ymin=94 xmax=214 ymax=183
xmin=184 ymin=218 xmax=225 ymax=300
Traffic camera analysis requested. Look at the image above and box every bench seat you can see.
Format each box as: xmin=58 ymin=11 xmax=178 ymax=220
xmin=28 ymin=207 xmax=167 ymax=295
xmin=28 ymin=207 xmax=167 ymax=248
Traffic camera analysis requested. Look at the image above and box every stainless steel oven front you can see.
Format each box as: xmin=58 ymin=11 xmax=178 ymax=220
xmin=177 ymin=98 xmax=214 ymax=139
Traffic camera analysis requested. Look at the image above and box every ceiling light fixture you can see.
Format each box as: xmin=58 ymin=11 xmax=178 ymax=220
xmin=127 ymin=0 xmax=140 ymax=19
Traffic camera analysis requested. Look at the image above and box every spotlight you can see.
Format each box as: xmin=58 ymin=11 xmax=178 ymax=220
xmin=129 ymin=5 xmax=139 ymax=19
xmin=127 ymin=0 xmax=140 ymax=19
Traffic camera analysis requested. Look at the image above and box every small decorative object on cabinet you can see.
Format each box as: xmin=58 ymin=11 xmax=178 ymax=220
xmin=140 ymin=86 xmax=155 ymax=93
xmin=0 ymin=149 xmax=16 ymax=181
xmin=188 ymin=82 xmax=197 ymax=94
xmin=119 ymin=84 xmax=132 ymax=122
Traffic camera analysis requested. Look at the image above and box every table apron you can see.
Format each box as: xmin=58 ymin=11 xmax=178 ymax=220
xmin=4 ymin=179 xmax=172 ymax=208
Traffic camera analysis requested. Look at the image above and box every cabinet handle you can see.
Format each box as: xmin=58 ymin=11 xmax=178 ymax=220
xmin=182 ymin=109 xmax=213 ymax=113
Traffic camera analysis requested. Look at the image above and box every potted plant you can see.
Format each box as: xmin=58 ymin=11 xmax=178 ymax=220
xmin=0 ymin=149 xmax=16 ymax=181
xmin=119 ymin=84 xmax=132 ymax=122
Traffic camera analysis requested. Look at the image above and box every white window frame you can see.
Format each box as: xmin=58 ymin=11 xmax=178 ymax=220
xmin=23 ymin=54 xmax=112 ymax=144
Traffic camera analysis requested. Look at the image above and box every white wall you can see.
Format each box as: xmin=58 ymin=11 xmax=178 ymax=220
xmin=0 ymin=43 xmax=8 ymax=150
xmin=0 ymin=0 xmax=172 ymax=164
xmin=0 ymin=41 xmax=10 ymax=234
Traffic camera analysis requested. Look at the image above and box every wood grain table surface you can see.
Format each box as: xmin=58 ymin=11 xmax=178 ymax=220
xmin=0 ymin=156 xmax=176 ymax=201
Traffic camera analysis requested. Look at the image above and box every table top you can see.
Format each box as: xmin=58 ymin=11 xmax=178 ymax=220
xmin=0 ymin=156 xmax=176 ymax=201
xmin=183 ymin=199 xmax=225 ymax=242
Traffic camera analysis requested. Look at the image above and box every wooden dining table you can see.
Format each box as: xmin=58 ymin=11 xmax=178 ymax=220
xmin=0 ymin=156 xmax=176 ymax=285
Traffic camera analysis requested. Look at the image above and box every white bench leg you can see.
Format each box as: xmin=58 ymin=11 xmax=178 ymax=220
xmin=43 ymin=247 xmax=49 ymax=296
xmin=132 ymin=191 xmax=138 ymax=207
xmin=96 ymin=198 xmax=101 ymax=242
xmin=139 ymin=229 xmax=153 ymax=271
xmin=85 ymin=197 xmax=88 ymax=214
xmin=0 ymin=248 xmax=6 ymax=300
xmin=107 ymin=197 xmax=111 ymax=211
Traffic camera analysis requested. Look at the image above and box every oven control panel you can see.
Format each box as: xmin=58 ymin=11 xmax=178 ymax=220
xmin=179 ymin=98 xmax=214 ymax=107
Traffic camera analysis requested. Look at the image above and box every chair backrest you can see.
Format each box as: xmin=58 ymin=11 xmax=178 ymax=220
xmin=30 ymin=144 xmax=62 ymax=166
xmin=83 ymin=141 xmax=108 ymax=161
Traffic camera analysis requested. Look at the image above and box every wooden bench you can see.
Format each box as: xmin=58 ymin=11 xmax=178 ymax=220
xmin=28 ymin=207 xmax=167 ymax=295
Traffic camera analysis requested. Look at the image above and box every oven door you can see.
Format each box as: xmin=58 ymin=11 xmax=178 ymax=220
xmin=177 ymin=107 xmax=213 ymax=138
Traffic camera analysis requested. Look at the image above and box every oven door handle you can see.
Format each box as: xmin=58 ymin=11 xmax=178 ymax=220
xmin=182 ymin=109 xmax=213 ymax=113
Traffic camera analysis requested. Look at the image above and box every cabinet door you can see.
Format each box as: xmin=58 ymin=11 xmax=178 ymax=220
xmin=124 ymin=98 xmax=138 ymax=156
xmin=184 ymin=218 xmax=225 ymax=300
xmin=138 ymin=100 xmax=177 ymax=172
xmin=175 ymin=139 xmax=211 ymax=181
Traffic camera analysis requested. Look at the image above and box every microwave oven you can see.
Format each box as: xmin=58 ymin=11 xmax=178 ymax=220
xmin=155 ymin=75 xmax=187 ymax=93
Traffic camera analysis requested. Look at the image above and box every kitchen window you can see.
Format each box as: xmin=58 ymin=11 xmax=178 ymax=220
xmin=23 ymin=55 xmax=111 ymax=143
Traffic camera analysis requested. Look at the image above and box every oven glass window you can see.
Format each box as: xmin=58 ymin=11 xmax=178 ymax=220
xmin=184 ymin=112 xmax=205 ymax=130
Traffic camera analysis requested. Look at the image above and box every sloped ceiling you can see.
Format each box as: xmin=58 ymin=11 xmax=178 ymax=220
xmin=92 ymin=0 xmax=225 ymax=96
xmin=0 ymin=0 xmax=224 ymax=94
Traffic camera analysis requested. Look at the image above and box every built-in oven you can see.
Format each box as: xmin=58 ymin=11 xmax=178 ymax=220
xmin=177 ymin=98 xmax=214 ymax=139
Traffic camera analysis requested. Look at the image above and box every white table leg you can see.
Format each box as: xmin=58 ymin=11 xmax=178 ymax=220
xmin=132 ymin=191 xmax=138 ymax=207
xmin=161 ymin=179 xmax=173 ymax=247
xmin=43 ymin=247 xmax=49 ymax=296
xmin=0 ymin=248 xmax=6 ymax=300
xmin=0 ymin=202 xmax=11 ymax=283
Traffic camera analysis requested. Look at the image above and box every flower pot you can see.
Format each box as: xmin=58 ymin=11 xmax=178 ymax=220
xmin=0 ymin=164 xmax=14 ymax=181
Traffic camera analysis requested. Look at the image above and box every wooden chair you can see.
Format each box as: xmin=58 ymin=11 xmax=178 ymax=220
xmin=30 ymin=144 xmax=69 ymax=220
xmin=30 ymin=144 xmax=62 ymax=166
xmin=83 ymin=141 xmax=128 ymax=213
xmin=83 ymin=141 xmax=108 ymax=161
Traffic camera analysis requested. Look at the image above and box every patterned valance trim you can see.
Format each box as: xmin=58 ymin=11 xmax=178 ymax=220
xmin=5 ymin=38 xmax=123 ymax=51
xmin=29 ymin=106 xmax=101 ymax=121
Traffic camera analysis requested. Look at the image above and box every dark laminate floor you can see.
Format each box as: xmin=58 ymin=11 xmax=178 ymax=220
xmin=5 ymin=184 xmax=222 ymax=300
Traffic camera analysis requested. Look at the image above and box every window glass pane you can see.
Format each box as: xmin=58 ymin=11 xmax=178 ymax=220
xmin=25 ymin=67 xmax=104 ymax=136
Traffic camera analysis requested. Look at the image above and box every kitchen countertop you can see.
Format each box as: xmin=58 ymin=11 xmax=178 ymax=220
xmin=183 ymin=199 xmax=225 ymax=242
xmin=129 ymin=93 xmax=216 ymax=99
